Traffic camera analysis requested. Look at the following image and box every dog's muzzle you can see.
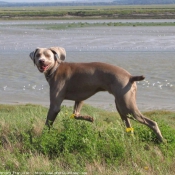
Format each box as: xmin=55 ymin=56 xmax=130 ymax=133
xmin=38 ymin=59 xmax=49 ymax=72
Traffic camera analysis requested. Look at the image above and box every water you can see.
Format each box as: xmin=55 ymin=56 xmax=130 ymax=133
xmin=0 ymin=20 xmax=175 ymax=111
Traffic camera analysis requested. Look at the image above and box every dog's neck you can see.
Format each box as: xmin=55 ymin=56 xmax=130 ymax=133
xmin=45 ymin=61 xmax=60 ymax=81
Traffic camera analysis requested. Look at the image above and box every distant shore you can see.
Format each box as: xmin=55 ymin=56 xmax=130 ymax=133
xmin=1 ymin=5 xmax=175 ymax=20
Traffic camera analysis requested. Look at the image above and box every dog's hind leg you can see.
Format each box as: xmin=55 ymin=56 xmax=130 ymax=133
xmin=115 ymin=100 xmax=134 ymax=135
xmin=72 ymin=101 xmax=94 ymax=122
xmin=115 ymin=98 xmax=163 ymax=142
xmin=116 ymin=104 xmax=132 ymax=128
xmin=131 ymin=110 xmax=163 ymax=142
xmin=113 ymin=79 xmax=163 ymax=142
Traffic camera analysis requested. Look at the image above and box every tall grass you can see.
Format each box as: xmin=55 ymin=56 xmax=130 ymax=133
xmin=0 ymin=104 xmax=175 ymax=174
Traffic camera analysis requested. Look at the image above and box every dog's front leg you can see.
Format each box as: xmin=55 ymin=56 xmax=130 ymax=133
xmin=73 ymin=101 xmax=94 ymax=122
xmin=45 ymin=107 xmax=59 ymax=127
xmin=45 ymin=98 xmax=63 ymax=127
xmin=73 ymin=101 xmax=84 ymax=116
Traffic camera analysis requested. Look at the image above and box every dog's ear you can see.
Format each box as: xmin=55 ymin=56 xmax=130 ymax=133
xmin=49 ymin=47 xmax=66 ymax=63
xmin=29 ymin=48 xmax=38 ymax=65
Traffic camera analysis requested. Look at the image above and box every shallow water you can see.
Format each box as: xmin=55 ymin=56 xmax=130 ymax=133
xmin=0 ymin=20 xmax=175 ymax=111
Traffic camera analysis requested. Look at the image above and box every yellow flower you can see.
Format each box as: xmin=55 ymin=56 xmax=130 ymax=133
xmin=70 ymin=114 xmax=75 ymax=119
xmin=126 ymin=127 xmax=134 ymax=132
xmin=144 ymin=166 xmax=149 ymax=170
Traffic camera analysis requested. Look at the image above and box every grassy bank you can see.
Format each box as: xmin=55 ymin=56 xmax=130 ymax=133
xmin=1 ymin=5 xmax=175 ymax=20
xmin=0 ymin=104 xmax=175 ymax=174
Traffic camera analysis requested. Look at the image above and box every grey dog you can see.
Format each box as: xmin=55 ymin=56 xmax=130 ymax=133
xmin=30 ymin=47 xmax=163 ymax=142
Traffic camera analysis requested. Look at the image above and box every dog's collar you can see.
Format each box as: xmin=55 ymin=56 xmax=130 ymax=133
xmin=45 ymin=63 xmax=59 ymax=81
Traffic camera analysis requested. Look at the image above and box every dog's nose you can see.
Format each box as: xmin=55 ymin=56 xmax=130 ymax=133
xmin=39 ymin=59 xmax=45 ymax=64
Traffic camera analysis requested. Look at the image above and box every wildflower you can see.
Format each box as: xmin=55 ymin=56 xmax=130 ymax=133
xmin=70 ymin=114 xmax=75 ymax=119
xmin=144 ymin=166 xmax=149 ymax=170
xmin=126 ymin=127 xmax=134 ymax=133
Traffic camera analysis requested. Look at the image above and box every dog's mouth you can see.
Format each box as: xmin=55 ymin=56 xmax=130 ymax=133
xmin=38 ymin=64 xmax=50 ymax=73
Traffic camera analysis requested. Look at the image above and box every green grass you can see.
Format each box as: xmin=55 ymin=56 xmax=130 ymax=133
xmin=0 ymin=104 xmax=175 ymax=174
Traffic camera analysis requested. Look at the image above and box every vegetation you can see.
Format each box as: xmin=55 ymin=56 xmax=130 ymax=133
xmin=38 ymin=21 xmax=175 ymax=30
xmin=0 ymin=104 xmax=175 ymax=174
xmin=10 ymin=21 xmax=175 ymax=31
xmin=1 ymin=5 xmax=175 ymax=20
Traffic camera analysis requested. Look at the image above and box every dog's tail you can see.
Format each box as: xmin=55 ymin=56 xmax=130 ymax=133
xmin=130 ymin=75 xmax=145 ymax=83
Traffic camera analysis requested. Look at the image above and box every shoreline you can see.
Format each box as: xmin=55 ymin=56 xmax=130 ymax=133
xmin=1 ymin=100 xmax=175 ymax=112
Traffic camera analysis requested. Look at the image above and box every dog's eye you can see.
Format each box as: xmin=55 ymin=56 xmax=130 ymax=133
xmin=45 ymin=54 xmax=50 ymax=58
xmin=36 ymin=53 xmax=40 ymax=58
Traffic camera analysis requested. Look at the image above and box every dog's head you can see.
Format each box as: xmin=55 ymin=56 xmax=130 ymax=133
xmin=29 ymin=47 xmax=66 ymax=73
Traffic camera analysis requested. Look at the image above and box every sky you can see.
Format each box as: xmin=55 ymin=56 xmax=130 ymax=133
xmin=5 ymin=0 xmax=110 ymax=2
xmin=5 ymin=0 xmax=76 ymax=2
